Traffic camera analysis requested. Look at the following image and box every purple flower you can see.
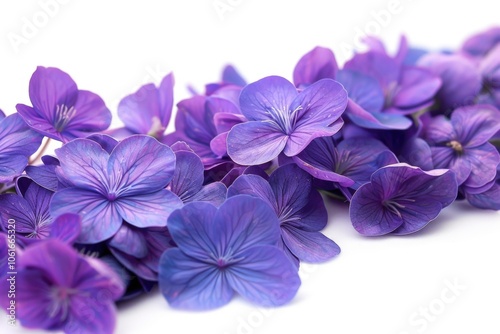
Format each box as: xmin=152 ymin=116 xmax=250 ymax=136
xmin=477 ymin=44 xmax=500 ymax=108
xmin=421 ymin=105 xmax=500 ymax=187
xmin=205 ymin=65 xmax=247 ymax=95
xmin=344 ymin=44 xmax=441 ymax=116
xmin=110 ymin=73 xmax=174 ymax=140
xmin=462 ymin=164 xmax=500 ymax=210
xmin=227 ymin=76 xmax=347 ymax=165
xmin=418 ymin=53 xmax=482 ymax=111
xmin=293 ymin=136 xmax=398 ymax=192
xmin=50 ymin=135 xmax=182 ymax=243
xmin=227 ymin=164 xmax=340 ymax=266
xmin=165 ymin=96 xmax=243 ymax=168
xmin=0 ymin=113 xmax=43 ymax=184
xmin=16 ymin=67 xmax=112 ymax=142
xmin=461 ymin=26 xmax=500 ymax=58
xmin=0 ymin=239 xmax=124 ymax=333
xmin=350 ymin=163 xmax=458 ymax=236
xmin=158 ymin=195 xmax=301 ymax=310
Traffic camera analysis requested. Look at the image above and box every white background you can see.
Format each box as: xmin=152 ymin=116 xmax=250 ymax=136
xmin=1 ymin=1 xmax=500 ymax=333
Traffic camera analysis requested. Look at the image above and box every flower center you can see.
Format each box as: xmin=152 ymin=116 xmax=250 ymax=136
xmin=48 ymin=286 xmax=81 ymax=320
xmin=54 ymin=104 xmax=77 ymax=132
xmin=447 ymin=140 xmax=463 ymax=154
xmin=266 ymin=105 xmax=302 ymax=135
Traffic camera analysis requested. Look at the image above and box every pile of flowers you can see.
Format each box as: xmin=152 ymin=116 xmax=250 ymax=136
xmin=1 ymin=27 xmax=499 ymax=333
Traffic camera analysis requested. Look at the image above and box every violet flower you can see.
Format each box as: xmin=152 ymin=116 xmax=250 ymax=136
xmin=110 ymin=73 xmax=174 ymax=140
xmin=344 ymin=40 xmax=442 ymax=116
xmin=418 ymin=53 xmax=482 ymax=112
xmin=227 ymin=76 xmax=347 ymax=165
xmin=421 ymin=105 xmax=500 ymax=187
xmin=159 ymin=195 xmax=301 ymax=310
xmin=350 ymin=163 xmax=458 ymax=236
xmin=228 ymin=164 xmax=340 ymax=266
xmin=292 ymin=46 xmax=414 ymax=130
xmin=0 ymin=113 xmax=43 ymax=184
xmin=50 ymin=135 xmax=183 ymax=243
xmin=165 ymin=95 xmax=243 ymax=169
xmin=293 ymin=136 xmax=398 ymax=193
xmin=462 ymin=164 xmax=500 ymax=210
xmin=461 ymin=26 xmax=500 ymax=58
xmin=0 ymin=239 xmax=124 ymax=334
xmin=16 ymin=67 xmax=112 ymax=142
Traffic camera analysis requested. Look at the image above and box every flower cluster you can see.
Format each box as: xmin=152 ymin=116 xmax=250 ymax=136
xmin=1 ymin=27 xmax=499 ymax=333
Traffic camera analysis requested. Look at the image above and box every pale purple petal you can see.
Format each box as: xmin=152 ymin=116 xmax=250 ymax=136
xmin=116 ymin=190 xmax=182 ymax=228
xmin=159 ymin=248 xmax=234 ymax=310
xmin=108 ymin=135 xmax=175 ymax=195
xmin=169 ymin=150 xmax=204 ymax=201
xmin=293 ymin=46 xmax=338 ymax=87
xmin=227 ymin=121 xmax=288 ymax=165
xmin=281 ymin=227 xmax=340 ymax=263
xmin=188 ymin=182 xmax=227 ymax=207
xmin=50 ymin=188 xmax=121 ymax=243
xmin=108 ymin=224 xmax=148 ymax=258
xmin=49 ymin=213 xmax=81 ymax=244
xmin=463 ymin=143 xmax=500 ymax=188
xmin=227 ymin=245 xmax=300 ymax=306
xmin=239 ymin=76 xmax=297 ymax=121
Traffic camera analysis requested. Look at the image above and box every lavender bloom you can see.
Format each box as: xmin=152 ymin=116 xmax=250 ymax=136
xmin=110 ymin=73 xmax=174 ymax=140
xmin=0 ymin=239 xmax=124 ymax=333
xmin=350 ymin=163 xmax=457 ymax=236
xmin=344 ymin=44 xmax=442 ymax=116
xmin=50 ymin=135 xmax=182 ymax=243
xmin=418 ymin=53 xmax=482 ymax=112
xmin=159 ymin=195 xmax=300 ymax=310
xmin=227 ymin=76 xmax=347 ymax=165
xmin=293 ymin=136 xmax=398 ymax=192
xmin=0 ymin=113 xmax=43 ymax=184
xmin=16 ymin=67 xmax=112 ymax=142
xmin=227 ymin=164 xmax=340 ymax=267
xmin=421 ymin=105 xmax=500 ymax=187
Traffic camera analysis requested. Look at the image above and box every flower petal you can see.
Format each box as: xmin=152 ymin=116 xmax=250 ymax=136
xmin=55 ymin=138 xmax=109 ymax=192
xmin=169 ymin=150 xmax=204 ymax=201
xmin=49 ymin=213 xmax=81 ymax=244
xmin=108 ymin=135 xmax=175 ymax=195
xmin=239 ymin=76 xmax=297 ymax=121
xmin=227 ymin=174 xmax=276 ymax=211
xmin=293 ymin=46 xmax=338 ymax=87
xmin=159 ymin=248 xmax=234 ymax=310
xmin=452 ymin=105 xmax=500 ymax=147
xmin=118 ymin=83 xmax=161 ymax=135
xmin=213 ymin=195 xmax=281 ymax=255
xmin=463 ymin=143 xmax=500 ymax=188
xmin=227 ymin=121 xmax=288 ymax=165
xmin=116 ymin=190 xmax=183 ymax=228
xmin=227 ymin=245 xmax=300 ymax=306
xmin=281 ymin=227 xmax=340 ymax=263
xmin=188 ymin=182 xmax=227 ymax=207
xmin=50 ymin=188 xmax=121 ymax=243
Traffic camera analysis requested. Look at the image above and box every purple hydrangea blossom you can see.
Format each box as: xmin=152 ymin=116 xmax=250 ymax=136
xmin=292 ymin=136 xmax=398 ymax=194
xmin=350 ymin=163 xmax=458 ymax=236
xmin=421 ymin=105 xmax=500 ymax=187
xmin=16 ymin=67 xmax=112 ymax=142
xmin=109 ymin=73 xmax=174 ymax=140
xmin=227 ymin=76 xmax=347 ymax=165
xmin=228 ymin=164 xmax=340 ymax=266
xmin=50 ymin=135 xmax=183 ymax=243
xmin=0 ymin=239 xmax=124 ymax=333
xmin=159 ymin=195 xmax=300 ymax=310
xmin=0 ymin=113 xmax=43 ymax=184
